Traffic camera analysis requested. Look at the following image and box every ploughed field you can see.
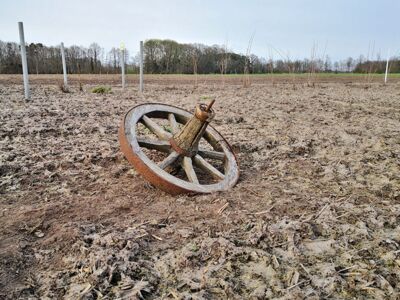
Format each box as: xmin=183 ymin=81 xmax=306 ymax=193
xmin=0 ymin=75 xmax=399 ymax=299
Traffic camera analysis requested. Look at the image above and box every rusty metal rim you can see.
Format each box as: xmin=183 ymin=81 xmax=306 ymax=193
xmin=119 ymin=103 xmax=239 ymax=194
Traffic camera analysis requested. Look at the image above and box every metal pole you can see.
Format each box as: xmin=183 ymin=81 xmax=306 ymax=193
xmin=139 ymin=41 xmax=144 ymax=92
xmin=121 ymin=48 xmax=125 ymax=88
xmin=60 ymin=42 xmax=68 ymax=87
xmin=18 ymin=22 xmax=30 ymax=100
xmin=384 ymin=49 xmax=390 ymax=84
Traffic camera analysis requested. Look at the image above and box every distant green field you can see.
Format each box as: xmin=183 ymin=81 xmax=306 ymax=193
xmin=162 ymin=73 xmax=400 ymax=77
xmin=125 ymin=72 xmax=400 ymax=78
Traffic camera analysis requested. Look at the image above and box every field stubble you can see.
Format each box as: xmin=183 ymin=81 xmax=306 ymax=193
xmin=0 ymin=75 xmax=399 ymax=299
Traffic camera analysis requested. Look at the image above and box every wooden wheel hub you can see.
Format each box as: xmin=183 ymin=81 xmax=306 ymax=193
xmin=169 ymin=103 xmax=215 ymax=157
xmin=119 ymin=102 xmax=239 ymax=194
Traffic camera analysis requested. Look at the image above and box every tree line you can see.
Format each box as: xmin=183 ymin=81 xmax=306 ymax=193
xmin=0 ymin=41 xmax=129 ymax=74
xmin=0 ymin=39 xmax=399 ymax=75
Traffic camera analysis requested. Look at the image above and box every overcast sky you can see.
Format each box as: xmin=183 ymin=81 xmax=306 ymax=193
xmin=1 ymin=0 xmax=399 ymax=61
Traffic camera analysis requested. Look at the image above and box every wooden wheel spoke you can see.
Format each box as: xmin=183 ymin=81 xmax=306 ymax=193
xmin=198 ymin=149 xmax=225 ymax=161
xmin=168 ymin=113 xmax=180 ymax=134
xmin=182 ymin=157 xmax=199 ymax=184
xmin=137 ymin=137 xmax=170 ymax=152
xmin=158 ymin=151 xmax=180 ymax=170
xmin=141 ymin=115 xmax=172 ymax=140
xmin=203 ymin=133 xmax=223 ymax=152
xmin=193 ymin=155 xmax=225 ymax=180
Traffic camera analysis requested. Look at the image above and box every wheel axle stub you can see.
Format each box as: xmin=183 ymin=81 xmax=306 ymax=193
xmin=169 ymin=103 xmax=215 ymax=157
xmin=119 ymin=102 xmax=239 ymax=195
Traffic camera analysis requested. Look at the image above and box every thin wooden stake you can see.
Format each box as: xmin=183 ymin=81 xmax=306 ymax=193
xmin=384 ymin=49 xmax=390 ymax=84
xmin=139 ymin=41 xmax=144 ymax=92
xmin=18 ymin=22 xmax=30 ymax=100
xmin=121 ymin=46 xmax=125 ymax=89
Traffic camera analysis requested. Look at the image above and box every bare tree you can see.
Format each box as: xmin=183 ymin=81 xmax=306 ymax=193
xmin=346 ymin=57 xmax=353 ymax=72
xmin=88 ymin=43 xmax=101 ymax=73
xmin=306 ymin=42 xmax=323 ymax=87
xmin=270 ymin=45 xmax=297 ymax=89
xmin=1 ymin=38 xmax=399 ymax=76
xmin=243 ymin=33 xmax=255 ymax=87
xmin=324 ymin=55 xmax=332 ymax=72
xmin=191 ymin=45 xmax=200 ymax=87
xmin=365 ymin=41 xmax=376 ymax=86
xmin=218 ymin=40 xmax=230 ymax=86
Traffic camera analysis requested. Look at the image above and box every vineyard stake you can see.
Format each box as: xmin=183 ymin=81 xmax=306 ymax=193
xmin=18 ymin=22 xmax=30 ymax=100
xmin=139 ymin=41 xmax=144 ymax=92
xmin=60 ymin=42 xmax=68 ymax=88
xmin=121 ymin=43 xmax=126 ymax=89
xmin=384 ymin=49 xmax=390 ymax=84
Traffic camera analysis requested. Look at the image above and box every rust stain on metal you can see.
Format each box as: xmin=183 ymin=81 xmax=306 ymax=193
xmin=169 ymin=137 xmax=192 ymax=157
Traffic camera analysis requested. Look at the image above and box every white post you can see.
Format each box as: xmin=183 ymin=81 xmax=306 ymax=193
xmin=139 ymin=41 xmax=144 ymax=92
xmin=384 ymin=49 xmax=390 ymax=84
xmin=18 ymin=22 xmax=30 ymax=100
xmin=121 ymin=47 xmax=125 ymax=88
xmin=60 ymin=42 xmax=68 ymax=87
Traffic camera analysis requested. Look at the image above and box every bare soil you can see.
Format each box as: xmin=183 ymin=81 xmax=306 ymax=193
xmin=1 ymin=75 xmax=399 ymax=299
xmin=1 ymin=73 xmax=400 ymax=87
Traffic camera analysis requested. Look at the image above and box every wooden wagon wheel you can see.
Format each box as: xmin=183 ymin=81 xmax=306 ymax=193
xmin=119 ymin=102 xmax=239 ymax=195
